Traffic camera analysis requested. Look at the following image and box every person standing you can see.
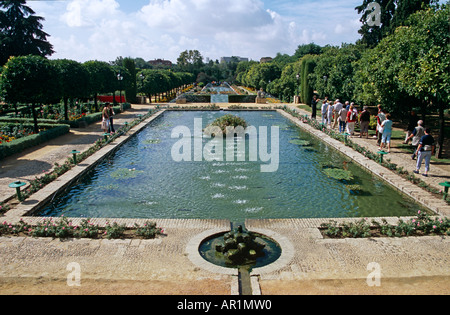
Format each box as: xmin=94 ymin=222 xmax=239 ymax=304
xmin=414 ymin=128 xmax=435 ymax=177
xmin=338 ymin=106 xmax=348 ymax=133
xmin=404 ymin=110 xmax=419 ymax=144
xmin=379 ymin=113 xmax=393 ymax=153
xmin=107 ymin=103 xmax=116 ymax=134
xmin=376 ymin=106 xmax=386 ymax=146
xmin=321 ymin=100 xmax=329 ymax=125
xmin=101 ymin=103 xmax=110 ymax=133
xmin=327 ymin=101 xmax=334 ymax=128
xmin=359 ymin=106 xmax=371 ymax=138
xmin=311 ymin=95 xmax=319 ymax=119
xmin=406 ymin=120 xmax=425 ymax=160
xmin=332 ymin=100 xmax=343 ymax=129
xmin=346 ymin=105 xmax=357 ymax=136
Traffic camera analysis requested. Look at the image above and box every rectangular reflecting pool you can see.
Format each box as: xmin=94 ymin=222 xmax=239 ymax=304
xmin=35 ymin=111 xmax=422 ymax=220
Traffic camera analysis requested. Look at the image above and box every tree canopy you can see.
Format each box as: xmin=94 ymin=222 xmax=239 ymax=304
xmin=0 ymin=0 xmax=54 ymax=66
xmin=355 ymin=0 xmax=438 ymax=47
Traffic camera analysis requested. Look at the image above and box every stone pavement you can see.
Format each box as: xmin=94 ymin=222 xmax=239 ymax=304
xmin=0 ymin=218 xmax=449 ymax=295
xmin=0 ymin=103 xmax=449 ymax=295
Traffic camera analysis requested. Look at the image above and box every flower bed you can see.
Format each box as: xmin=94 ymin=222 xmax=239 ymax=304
xmin=0 ymin=124 xmax=35 ymax=144
xmin=0 ymin=217 xmax=165 ymax=240
xmin=0 ymin=124 xmax=70 ymax=160
xmin=320 ymin=211 xmax=450 ymax=239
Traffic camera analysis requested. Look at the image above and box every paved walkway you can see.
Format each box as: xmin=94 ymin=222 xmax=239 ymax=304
xmin=0 ymin=103 xmax=449 ymax=295
xmin=0 ymin=218 xmax=448 ymax=295
xmin=0 ymin=104 xmax=155 ymax=203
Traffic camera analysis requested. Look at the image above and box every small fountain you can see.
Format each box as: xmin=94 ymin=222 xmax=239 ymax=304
xmin=199 ymin=224 xmax=281 ymax=295
xmin=215 ymin=225 xmax=266 ymax=266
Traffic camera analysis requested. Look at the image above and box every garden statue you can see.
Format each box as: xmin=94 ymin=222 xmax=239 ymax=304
xmin=256 ymin=88 xmax=267 ymax=104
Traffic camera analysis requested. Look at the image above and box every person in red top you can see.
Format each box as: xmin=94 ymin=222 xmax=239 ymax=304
xmin=346 ymin=104 xmax=357 ymax=135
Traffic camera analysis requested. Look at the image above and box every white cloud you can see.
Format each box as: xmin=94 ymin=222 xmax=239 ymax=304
xmin=138 ymin=0 xmax=273 ymax=36
xmin=136 ymin=0 xmax=308 ymax=60
xmin=27 ymin=0 xmax=363 ymax=63
xmin=61 ymin=0 xmax=121 ymax=28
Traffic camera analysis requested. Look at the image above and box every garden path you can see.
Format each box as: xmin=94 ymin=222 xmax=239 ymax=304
xmin=0 ymin=104 xmax=154 ymax=203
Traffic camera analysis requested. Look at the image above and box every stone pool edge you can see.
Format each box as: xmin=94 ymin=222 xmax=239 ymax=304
xmin=3 ymin=107 xmax=449 ymax=226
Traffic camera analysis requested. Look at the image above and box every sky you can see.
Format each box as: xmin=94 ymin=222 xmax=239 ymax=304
xmin=27 ymin=0 xmax=364 ymax=64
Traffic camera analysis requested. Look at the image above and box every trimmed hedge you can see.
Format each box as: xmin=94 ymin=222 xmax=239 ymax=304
xmin=0 ymin=124 xmax=70 ymax=160
xmin=0 ymin=117 xmax=61 ymax=125
xmin=228 ymin=95 xmax=257 ymax=103
xmin=183 ymin=95 xmax=211 ymax=103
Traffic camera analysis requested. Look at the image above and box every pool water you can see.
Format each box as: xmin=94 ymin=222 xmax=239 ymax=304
xmin=36 ymin=111 xmax=421 ymax=220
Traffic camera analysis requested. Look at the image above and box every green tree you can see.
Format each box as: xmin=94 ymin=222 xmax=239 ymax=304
xmin=137 ymin=69 xmax=169 ymax=102
xmin=177 ymin=50 xmax=204 ymax=76
xmin=53 ymin=59 xmax=89 ymax=120
xmin=235 ymin=60 xmax=258 ymax=86
xmin=294 ymin=43 xmax=324 ymax=60
xmin=0 ymin=55 xmax=57 ymax=133
xmin=123 ymin=57 xmax=137 ymax=104
xmin=0 ymin=0 xmax=54 ymax=66
xmin=390 ymin=5 xmax=449 ymax=158
xmin=355 ymin=0 xmax=438 ymax=47
xmin=311 ymin=44 xmax=364 ymax=102
xmin=267 ymin=61 xmax=301 ymax=102
xmin=243 ymin=63 xmax=281 ymax=91
xmin=83 ymin=60 xmax=115 ymax=110
xmin=354 ymin=4 xmax=449 ymax=157
xmin=300 ymin=55 xmax=318 ymax=105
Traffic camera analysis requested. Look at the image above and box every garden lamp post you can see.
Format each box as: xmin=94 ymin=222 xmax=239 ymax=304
xmin=71 ymin=150 xmax=80 ymax=165
xmin=9 ymin=181 xmax=26 ymax=202
xmin=439 ymin=182 xmax=450 ymax=200
xmin=343 ymin=132 xmax=350 ymax=145
xmin=377 ymin=150 xmax=389 ymax=164
xmin=117 ymin=72 xmax=124 ymax=109
xmin=139 ymin=74 xmax=146 ymax=104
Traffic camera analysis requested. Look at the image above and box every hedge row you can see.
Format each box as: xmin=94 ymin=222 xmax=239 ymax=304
xmin=0 ymin=124 xmax=70 ymax=160
xmin=228 ymin=95 xmax=257 ymax=103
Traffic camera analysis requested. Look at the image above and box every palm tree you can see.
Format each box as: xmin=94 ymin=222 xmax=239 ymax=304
xmin=0 ymin=0 xmax=54 ymax=66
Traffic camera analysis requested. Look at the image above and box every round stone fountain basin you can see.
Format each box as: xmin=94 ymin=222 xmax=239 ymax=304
xmin=199 ymin=230 xmax=282 ymax=270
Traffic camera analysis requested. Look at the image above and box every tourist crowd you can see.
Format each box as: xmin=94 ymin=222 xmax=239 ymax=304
xmin=311 ymin=96 xmax=436 ymax=177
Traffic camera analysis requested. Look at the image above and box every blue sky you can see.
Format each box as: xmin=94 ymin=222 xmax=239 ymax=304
xmin=28 ymin=0 xmax=363 ymax=63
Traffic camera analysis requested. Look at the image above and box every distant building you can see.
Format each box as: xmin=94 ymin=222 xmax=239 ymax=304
xmin=220 ymin=56 xmax=249 ymax=64
xmin=260 ymin=57 xmax=273 ymax=63
xmin=148 ymin=59 xmax=173 ymax=66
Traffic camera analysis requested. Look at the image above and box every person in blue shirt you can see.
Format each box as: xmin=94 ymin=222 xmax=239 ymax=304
xmin=413 ymin=128 xmax=435 ymax=177
xmin=379 ymin=113 xmax=393 ymax=153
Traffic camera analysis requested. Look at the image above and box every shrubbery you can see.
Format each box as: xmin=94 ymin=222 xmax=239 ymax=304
xmin=0 ymin=124 xmax=70 ymax=160
xmin=0 ymin=217 xmax=164 ymax=240
xmin=321 ymin=211 xmax=450 ymax=238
